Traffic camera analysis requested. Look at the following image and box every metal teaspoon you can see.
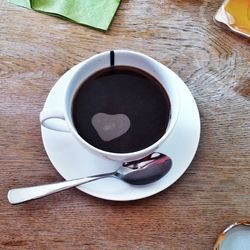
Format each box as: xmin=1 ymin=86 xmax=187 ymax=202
xmin=7 ymin=153 xmax=172 ymax=204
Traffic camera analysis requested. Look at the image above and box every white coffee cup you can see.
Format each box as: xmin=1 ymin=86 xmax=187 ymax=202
xmin=40 ymin=50 xmax=180 ymax=162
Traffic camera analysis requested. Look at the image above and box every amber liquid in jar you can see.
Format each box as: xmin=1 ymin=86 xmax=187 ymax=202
xmin=224 ymin=0 xmax=250 ymax=36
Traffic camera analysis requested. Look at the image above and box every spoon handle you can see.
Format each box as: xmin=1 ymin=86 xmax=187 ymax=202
xmin=7 ymin=173 xmax=112 ymax=205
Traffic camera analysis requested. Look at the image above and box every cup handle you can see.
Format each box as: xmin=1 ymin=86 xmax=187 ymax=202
xmin=40 ymin=109 xmax=70 ymax=132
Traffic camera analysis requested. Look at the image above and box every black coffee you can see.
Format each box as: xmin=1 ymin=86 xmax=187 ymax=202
xmin=72 ymin=66 xmax=171 ymax=153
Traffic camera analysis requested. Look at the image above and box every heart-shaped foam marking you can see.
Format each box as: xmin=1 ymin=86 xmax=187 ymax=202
xmin=91 ymin=113 xmax=131 ymax=142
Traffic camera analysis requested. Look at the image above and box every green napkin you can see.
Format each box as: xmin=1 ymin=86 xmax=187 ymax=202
xmin=9 ymin=0 xmax=121 ymax=30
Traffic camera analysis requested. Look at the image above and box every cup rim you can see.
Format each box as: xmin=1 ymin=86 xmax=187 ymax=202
xmin=65 ymin=50 xmax=180 ymax=159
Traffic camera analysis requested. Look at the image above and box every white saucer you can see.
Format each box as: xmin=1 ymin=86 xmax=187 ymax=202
xmin=41 ymin=62 xmax=201 ymax=201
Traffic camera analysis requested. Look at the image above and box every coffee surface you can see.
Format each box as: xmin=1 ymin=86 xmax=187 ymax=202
xmin=72 ymin=66 xmax=170 ymax=153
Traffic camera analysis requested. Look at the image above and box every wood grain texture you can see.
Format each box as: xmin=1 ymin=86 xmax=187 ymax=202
xmin=0 ymin=0 xmax=249 ymax=249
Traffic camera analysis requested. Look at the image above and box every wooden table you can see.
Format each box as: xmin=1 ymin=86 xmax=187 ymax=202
xmin=1 ymin=0 xmax=249 ymax=249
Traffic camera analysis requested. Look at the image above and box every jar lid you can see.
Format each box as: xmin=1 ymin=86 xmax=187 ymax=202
xmin=213 ymin=220 xmax=250 ymax=250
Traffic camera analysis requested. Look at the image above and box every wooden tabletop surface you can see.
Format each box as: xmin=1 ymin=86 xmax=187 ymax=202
xmin=0 ymin=0 xmax=249 ymax=249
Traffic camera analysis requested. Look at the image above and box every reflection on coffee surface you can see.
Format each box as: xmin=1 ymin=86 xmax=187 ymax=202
xmin=72 ymin=66 xmax=171 ymax=153
xmin=91 ymin=113 xmax=131 ymax=142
